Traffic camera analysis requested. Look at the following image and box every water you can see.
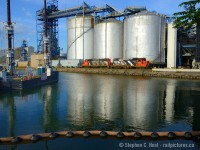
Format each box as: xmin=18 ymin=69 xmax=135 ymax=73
xmin=0 ymin=72 xmax=200 ymax=149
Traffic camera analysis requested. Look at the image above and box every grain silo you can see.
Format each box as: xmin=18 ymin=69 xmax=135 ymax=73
xmin=67 ymin=15 xmax=94 ymax=59
xmin=94 ymin=19 xmax=123 ymax=60
xmin=123 ymin=11 xmax=166 ymax=63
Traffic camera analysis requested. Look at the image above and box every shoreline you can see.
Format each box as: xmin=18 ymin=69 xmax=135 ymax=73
xmin=54 ymin=68 xmax=200 ymax=80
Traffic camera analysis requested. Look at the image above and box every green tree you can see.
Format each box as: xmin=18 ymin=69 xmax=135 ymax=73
xmin=173 ymin=0 xmax=200 ymax=61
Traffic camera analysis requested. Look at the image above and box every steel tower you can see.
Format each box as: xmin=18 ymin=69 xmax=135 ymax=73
xmin=36 ymin=0 xmax=60 ymax=58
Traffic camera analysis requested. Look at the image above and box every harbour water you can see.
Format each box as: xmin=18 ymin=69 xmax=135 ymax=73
xmin=0 ymin=72 xmax=200 ymax=149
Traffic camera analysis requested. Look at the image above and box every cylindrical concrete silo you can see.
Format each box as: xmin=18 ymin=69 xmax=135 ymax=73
xmin=67 ymin=15 xmax=94 ymax=59
xmin=124 ymin=11 xmax=166 ymax=63
xmin=94 ymin=19 xmax=123 ymax=60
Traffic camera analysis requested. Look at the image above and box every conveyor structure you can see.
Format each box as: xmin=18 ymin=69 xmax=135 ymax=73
xmin=36 ymin=1 xmax=146 ymax=58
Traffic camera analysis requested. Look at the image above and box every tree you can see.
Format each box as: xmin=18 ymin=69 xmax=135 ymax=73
xmin=173 ymin=0 xmax=200 ymax=61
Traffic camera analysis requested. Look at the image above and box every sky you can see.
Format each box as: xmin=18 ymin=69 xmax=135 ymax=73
xmin=0 ymin=0 xmax=186 ymax=53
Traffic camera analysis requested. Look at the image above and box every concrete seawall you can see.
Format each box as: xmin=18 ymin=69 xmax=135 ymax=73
xmin=55 ymin=68 xmax=200 ymax=80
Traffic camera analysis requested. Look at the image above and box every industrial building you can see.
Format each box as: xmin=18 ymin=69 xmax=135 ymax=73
xmin=36 ymin=1 xmax=196 ymax=69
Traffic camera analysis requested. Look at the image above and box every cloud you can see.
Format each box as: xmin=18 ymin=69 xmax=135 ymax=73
xmin=14 ymin=22 xmax=34 ymax=34
xmin=0 ymin=22 xmax=36 ymax=49
xmin=9 ymin=19 xmax=37 ymax=47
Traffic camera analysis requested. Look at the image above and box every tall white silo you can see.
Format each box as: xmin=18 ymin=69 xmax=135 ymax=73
xmin=67 ymin=15 xmax=94 ymax=59
xmin=94 ymin=19 xmax=123 ymax=60
xmin=123 ymin=11 xmax=166 ymax=63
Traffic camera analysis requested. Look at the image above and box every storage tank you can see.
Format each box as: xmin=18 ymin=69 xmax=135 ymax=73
xmin=123 ymin=11 xmax=166 ymax=62
xmin=94 ymin=19 xmax=123 ymax=60
xmin=67 ymin=15 xmax=94 ymax=59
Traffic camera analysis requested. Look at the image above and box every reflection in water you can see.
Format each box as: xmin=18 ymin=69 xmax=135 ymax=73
xmin=1 ymin=94 xmax=16 ymax=137
xmin=42 ymin=85 xmax=59 ymax=132
xmin=193 ymin=95 xmax=200 ymax=131
xmin=93 ymin=76 xmax=122 ymax=121
xmin=0 ymin=84 xmax=59 ymax=136
xmin=0 ymin=73 xmax=200 ymax=137
xmin=66 ymin=74 xmax=93 ymax=127
xmin=164 ymin=80 xmax=176 ymax=122
xmin=174 ymin=84 xmax=200 ymax=131
xmin=123 ymin=78 xmax=164 ymax=130
xmin=8 ymin=96 xmax=15 ymax=137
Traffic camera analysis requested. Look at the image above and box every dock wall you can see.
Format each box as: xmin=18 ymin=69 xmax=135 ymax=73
xmin=55 ymin=68 xmax=200 ymax=80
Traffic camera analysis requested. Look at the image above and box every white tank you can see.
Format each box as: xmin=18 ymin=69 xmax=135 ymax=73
xmin=123 ymin=11 xmax=166 ymax=62
xmin=67 ymin=16 xmax=94 ymax=59
xmin=94 ymin=19 xmax=123 ymax=60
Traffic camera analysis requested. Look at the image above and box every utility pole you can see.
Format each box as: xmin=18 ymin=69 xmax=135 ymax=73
xmin=5 ymin=0 xmax=15 ymax=74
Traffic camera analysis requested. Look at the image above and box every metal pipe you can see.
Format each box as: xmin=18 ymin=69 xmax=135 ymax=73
xmin=75 ymin=17 xmax=77 ymax=59
xmin=44 ymin=0 xmax=47 ymax=38
xmin=83 ymin=3 xmax=85 ymax=60
xmin=6 ymin=0 xmax=12 ymax=50
xmin=105 ymin=9 xmax=107 ymax=58
xmin=159 ymin=17 xmax=161 ymax=62
xmin=43 ymin=0 xmax=48 ymax=67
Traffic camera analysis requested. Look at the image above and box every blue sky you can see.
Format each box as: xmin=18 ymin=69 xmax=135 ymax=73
xmin=0 ymin=0 xmax=185 ymax=53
